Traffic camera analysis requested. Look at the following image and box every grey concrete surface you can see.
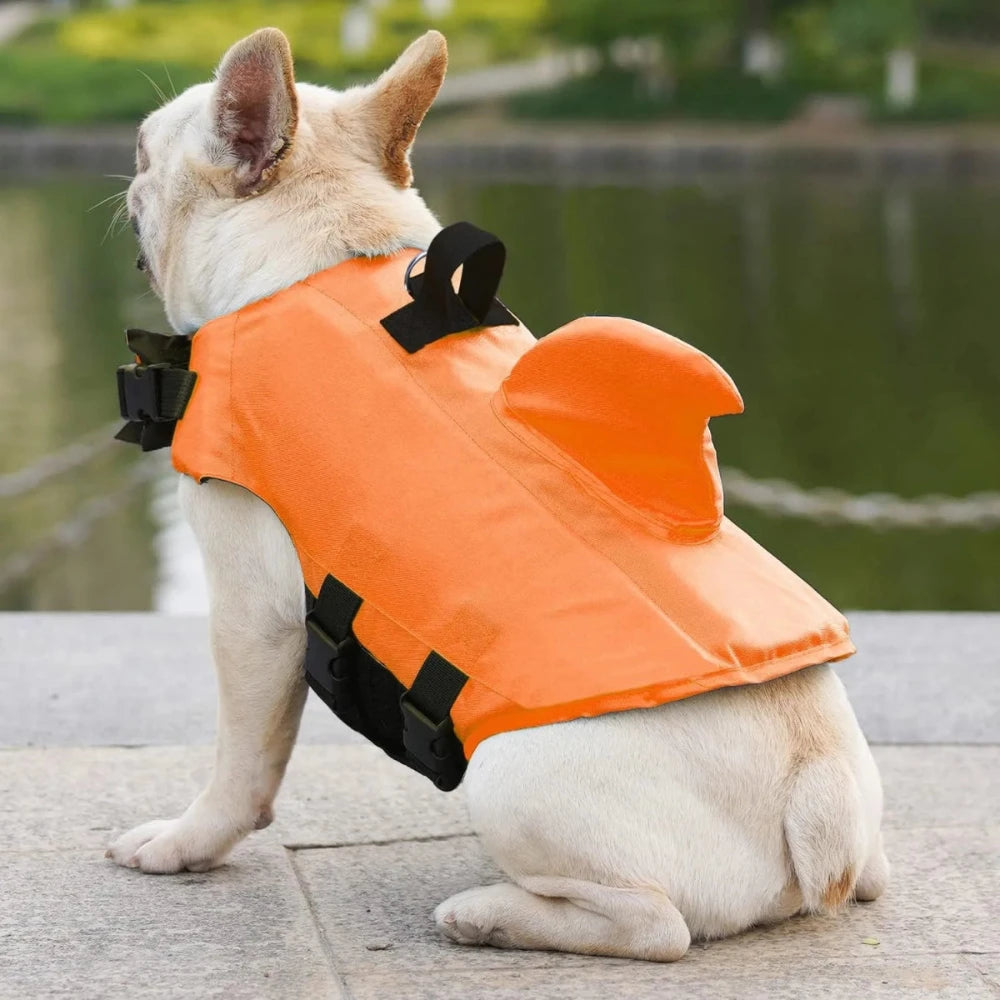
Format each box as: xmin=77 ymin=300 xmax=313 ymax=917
xmin=342 ymin=958 xmax=997 ymax=1000
xmin=0 ymin=743 xmax=996 ymax=999
xmin=1 ymin=612 xmax=997 ymax=747
xmin=290 ymin=824 xmax=1000 ymax=970
xmin=0 ymin=613 xmax=363 ymax=748
xmin=1 ymin=612 xmax=998 ymax=998
xmin=0 ymin=845 xmax=344 ymax=1000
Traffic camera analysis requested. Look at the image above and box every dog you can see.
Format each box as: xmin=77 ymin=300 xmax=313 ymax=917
xmin=109 ymin=27 xmax=888 ymax=961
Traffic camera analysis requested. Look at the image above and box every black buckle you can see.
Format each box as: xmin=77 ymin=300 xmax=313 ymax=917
xmin=304 ymin=616 xmax=357 ymax=711
xmin=400 ymin=694 xmax=464 ymax=791
xmin=117 ymin=363 xmax=169 ymax=422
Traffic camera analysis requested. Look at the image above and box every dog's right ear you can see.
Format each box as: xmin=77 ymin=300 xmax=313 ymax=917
xmin=212 ymin=27 xmax=298 ymax=197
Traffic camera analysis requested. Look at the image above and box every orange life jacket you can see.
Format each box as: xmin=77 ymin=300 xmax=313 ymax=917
xmin=116 ymin=223 xmax=854 ymax=789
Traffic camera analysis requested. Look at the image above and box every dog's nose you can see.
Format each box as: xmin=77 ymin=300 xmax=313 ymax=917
xmin=136 ymin=251 xmax=148 ymax=272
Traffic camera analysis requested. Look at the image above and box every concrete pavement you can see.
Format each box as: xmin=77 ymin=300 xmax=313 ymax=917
xmin=0 ymin=613 xmax=998 ymax=998
xmin=3 ymin=612 xmax=998 ymax=747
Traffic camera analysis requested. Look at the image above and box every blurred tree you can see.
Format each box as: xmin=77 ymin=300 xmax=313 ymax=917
xmin=924 ymin=0 xmax=1000 ymax=41
xmin=544 ymin=0 xmax=744 ymax=85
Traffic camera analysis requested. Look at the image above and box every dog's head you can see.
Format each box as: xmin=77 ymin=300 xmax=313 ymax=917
xmin=128 ymin=27 xmax=446 ymax=332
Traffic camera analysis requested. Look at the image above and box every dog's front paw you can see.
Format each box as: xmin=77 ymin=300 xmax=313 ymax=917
xmin=106 ymin=815 xmax=236 ymax=874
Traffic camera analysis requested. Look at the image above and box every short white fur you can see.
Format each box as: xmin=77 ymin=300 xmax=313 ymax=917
xmin=109 ymin=27 xmax=888 ymax=960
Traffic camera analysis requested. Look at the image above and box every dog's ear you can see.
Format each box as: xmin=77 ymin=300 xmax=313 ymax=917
xmin=361 ymin=30 xmax=448 ymax=188
xmin=212 ymin=27 xmax=298 ymax=196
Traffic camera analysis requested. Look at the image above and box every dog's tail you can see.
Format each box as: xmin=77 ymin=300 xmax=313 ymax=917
xmin=783 ymin=754 xmax=868 ymax=912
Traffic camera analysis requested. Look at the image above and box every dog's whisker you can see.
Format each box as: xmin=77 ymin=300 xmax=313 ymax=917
xmin=87 ymin=190 xmax=128 ymax=213
xmin=101 ymin=200 xmax=130 ymax=245
xmin=104 ymin=174 xmax=135 ymax=182
xmin=137 ymin=68 xmax=168 ymax=106
xmin=162 ymin=63 xmax=177 ymax=99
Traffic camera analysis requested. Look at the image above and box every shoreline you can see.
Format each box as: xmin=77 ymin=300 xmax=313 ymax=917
xmin=4 ymin=121 xmax=1000 ymax=180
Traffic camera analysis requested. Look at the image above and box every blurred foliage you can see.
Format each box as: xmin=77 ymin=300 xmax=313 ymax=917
xmin=525 ymin=0 xmax=1000 ymax=121
xmin=2 ymin=0 xmax=1000 ymax=123
xmin=55 ymin=0 xmax=544 ymax=72
xmin=0 ymin=0 xmax=544 ymax=124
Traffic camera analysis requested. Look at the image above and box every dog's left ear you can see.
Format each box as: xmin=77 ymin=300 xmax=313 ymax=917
xmin=361 ymin=30 xmax=448 ymax=188
xmin=212 ymin=27 xmax=298 ymax=196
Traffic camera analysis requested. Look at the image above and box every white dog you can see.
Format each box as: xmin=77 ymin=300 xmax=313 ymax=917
xmin=109 ymin=27 xmax=888 ymax=961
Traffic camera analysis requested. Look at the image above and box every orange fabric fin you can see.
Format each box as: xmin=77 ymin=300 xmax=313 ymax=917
xmin=500 ymin=316 xmax=744 ymax=539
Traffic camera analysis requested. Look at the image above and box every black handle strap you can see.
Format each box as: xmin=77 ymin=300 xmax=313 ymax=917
xmin=114 ymin=328 xmax=196 ymax=452
xmin=381 ymin=222 xmax=517 ymax=353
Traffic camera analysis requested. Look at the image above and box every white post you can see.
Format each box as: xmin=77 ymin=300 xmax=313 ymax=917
xmin=886 ymin=48 xmax=918 ymax=110
xmin=743 ymin=32 xmax=784 ymax=83
xmin=341 ymin=3 xmax=376 ymax=56
xmin=422 ymin=0 xmax=454 ymax=16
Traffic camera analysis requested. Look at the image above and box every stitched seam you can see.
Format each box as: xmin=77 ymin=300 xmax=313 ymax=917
xmin=229 ymin=313 xmax=239 ymax=482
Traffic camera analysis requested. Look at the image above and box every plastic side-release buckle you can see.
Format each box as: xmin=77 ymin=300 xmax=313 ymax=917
xmin=304 ymin=616 xmax=357 ymax=713
xmin=117 ymin=363 xmax=170 ymax=422
xmin=399 ymin=693 xmax=465 ymax=792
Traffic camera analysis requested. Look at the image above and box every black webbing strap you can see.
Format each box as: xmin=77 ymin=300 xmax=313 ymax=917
xmin=380 ymin=222 xmax=517 ymax=353
xmin=114 ymin=328 xmax=197 ymax=452
xmin=304 ymin=574 xmax=468 ymax=791
xmin=401 ymin=652 xmax=468 ymax=791
xmin=304 ymin=575 xmax=364 ymax=718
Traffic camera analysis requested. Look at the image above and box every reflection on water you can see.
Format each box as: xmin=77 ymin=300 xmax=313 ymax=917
xmin=1 ymin=173 xmax=998 ymax=611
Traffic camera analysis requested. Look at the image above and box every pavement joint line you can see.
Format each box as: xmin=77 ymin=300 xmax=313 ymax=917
xmin=960 ymin=955 xmax=1000 ymax=996
xmin=3 ymin=821 xmax=996 ymax=858
xmin=286 ymin=832 xmax=473 ymax=852
xmin=284 ymin=846 xmax=352 ymax=999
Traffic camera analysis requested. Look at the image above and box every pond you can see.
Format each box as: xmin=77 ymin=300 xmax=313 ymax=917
xmin=1 ymin=171 xmax=998 ymax=611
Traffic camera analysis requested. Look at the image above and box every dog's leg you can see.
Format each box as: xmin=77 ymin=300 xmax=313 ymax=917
xmin=435 ymin=878 xmax=691 ymax=962
xmin=107 ymin=478 xmax=307 ymax=873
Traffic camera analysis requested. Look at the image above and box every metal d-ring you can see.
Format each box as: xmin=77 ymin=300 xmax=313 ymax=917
xmin=403 ymin=251 xmax=428 ymax=295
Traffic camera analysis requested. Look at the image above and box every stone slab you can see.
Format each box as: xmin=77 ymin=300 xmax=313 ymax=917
xmin=1 ymin=744 xmax=995 ymax=853
xmin=0 ymin=740 xmax=995 ymax=999
xmin=344 ymin=955 xmax=997 ymax=1000
xmin=0 ymin=844 xmax=344 ymax=1000
xmin=839 ymin=612 xmax=1000 ymax=745
xmin=876 ymin=744 xmax=1000 ymax=829
xmin=290 ymin=826 xmax=1000 ymax=977
xmin=0 ymin=613 xmax=360 ymax=748
xmin=718 ymin=825 xmax=1000 ymax=959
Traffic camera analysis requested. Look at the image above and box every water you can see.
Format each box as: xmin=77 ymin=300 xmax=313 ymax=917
xmin=1 ymin=173 xmax=998 ymax=611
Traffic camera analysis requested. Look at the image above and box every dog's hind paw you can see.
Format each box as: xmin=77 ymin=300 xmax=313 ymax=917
xmin=435 ymin=887 xmax=510 ymax=948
